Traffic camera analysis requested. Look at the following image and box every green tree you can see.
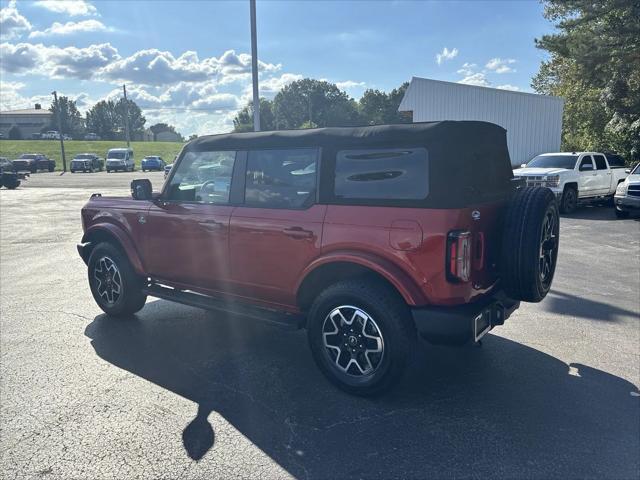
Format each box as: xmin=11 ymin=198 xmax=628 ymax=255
xmin=115 ymin=98 xmax=146 ymax=137
xmin=233 ymin=98 xmax=276 ymax=132
xmin=273 ymin=79 xmax=360 ymax=129
xmin=149 ymin=122 xmax=183 ymax=141
xmin=534 ymin=0 xmax=640 ymax=161
xmin=358 ymin=82 xmax=411 ymax=125
xmin=86 ymin=100 xmax=118 ymax=140
xmin=48 ymin=96 xmax=83 ymax=137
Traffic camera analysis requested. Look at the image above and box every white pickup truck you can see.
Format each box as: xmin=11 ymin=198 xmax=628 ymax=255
xmin=514 ymin=152 xmax=629 ymax=213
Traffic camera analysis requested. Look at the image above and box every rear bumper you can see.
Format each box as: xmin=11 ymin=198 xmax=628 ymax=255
xmin=411 ymin=291 xmax=520 ymax=345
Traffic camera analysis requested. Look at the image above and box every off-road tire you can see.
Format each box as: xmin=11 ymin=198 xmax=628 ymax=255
xmin=501 ymin=187 xmax=559 ymax=303
xmin=307 ymin=278 xmax=416 ymax=396
xmin=615 ymin=207 xmax=629 ymax=219
xmin=560 ymin=186 xmax=578 ymax=214
xmin=88 ymin=242 xmax=147 ymax=317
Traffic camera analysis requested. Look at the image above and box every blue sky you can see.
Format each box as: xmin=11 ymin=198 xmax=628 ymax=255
xmin=0 ymin=0 xmax=555 ymax=136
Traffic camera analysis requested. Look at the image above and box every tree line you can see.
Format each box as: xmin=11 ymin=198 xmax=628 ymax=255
xmin=233 ymin=79 xmax=411 ymax=132
xmin=533 ymin=0 xmax=639 ymax=163
xmin=11 ymin=96 xmax=184 ymax=142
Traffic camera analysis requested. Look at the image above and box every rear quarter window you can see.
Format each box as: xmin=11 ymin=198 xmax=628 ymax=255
xmin=334 ymin=147 xmax=428 ymax=200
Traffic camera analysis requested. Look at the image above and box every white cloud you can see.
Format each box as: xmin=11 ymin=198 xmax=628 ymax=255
xmin=0 ymin=1 xmax=32 ymax=40
xmin=485 ymin=57 xmax=516 ymax=74
xmin=34 ymin=0 xmax=98 ymax=17
xmin=101 ymin=48 xmax=281 ymax=86
xmin=335 ymin=80 xmax=366 ymax=91
xmin=456 ymin=62 xmax=476 ymax=76
xmin=29 ymin=19 xmax=109 ymax=38
xmin=0 ymin=42 xmax=120 ymax=78
xmin=0 ymin=79 xmax=93 ymax=112
xmin=458 ymin=73 xmax=490 ymax=87
xmin=496 ymin=84 xmax=521 ymax=91
xmin=436 ymin=47 xmax=458 ymax=65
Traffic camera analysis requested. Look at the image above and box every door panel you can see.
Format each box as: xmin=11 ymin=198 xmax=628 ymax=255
xmin=141 ymin=202 xmax=234 ymax=289
xmin=592 ymin=154 xmax=612 ymax=195
xmin=577 ymin=155 xmax=597 ymax=197
xmin=229 ymin=205 xmax=326 ymax=306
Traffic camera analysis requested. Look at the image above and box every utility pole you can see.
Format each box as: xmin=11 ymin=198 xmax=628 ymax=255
xmin=249 ymin=0 xmax=260 ymax=131
xmin=51 ymin=91 xmax=67 ymax=173
xmin=122 ymin=84 xmax=131 ymax=147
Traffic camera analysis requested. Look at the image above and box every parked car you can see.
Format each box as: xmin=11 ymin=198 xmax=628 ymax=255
xmin=78 ymin=122 xmax=560 ymax=395
xmin=41 ymin=131 xmax=59 ymax=140
xmin=614 ymin=163 xmax=640 ymax=218
xmin=141 ymin=156 xmax=165 ymax=172
xmin=105 ymin=148 xmax=135 ymax=173
xmin=164 ymin=163 xmax=173 ymax=179
xmin=12 ymin=153 xmax=55 ymax=173
xmin=0 ymin=158 xmax=21 ymax=189
xmin=515 ymin=152 xmax=628 ymax=213
xmin=84 ymin=133 xmax=101 ymax=141
xmin=71 ymin=153 xmax=104 ymax=173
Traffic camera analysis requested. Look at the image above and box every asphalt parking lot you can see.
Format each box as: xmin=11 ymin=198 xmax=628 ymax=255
xmin=1 ymin=171 xmax=639 ymax=479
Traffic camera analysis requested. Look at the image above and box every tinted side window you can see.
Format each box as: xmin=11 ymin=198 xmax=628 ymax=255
xmin=594 ymin=154 xmax=607 ymax=170
xmin=606 ymin=154 xmax=625 ymax=168
xmin=166 ymin=150 xmax=236 ymax=203
xmin=245 ymin=149 xmax=317 ymax=208
xmin=579 ymin=156 xmax=594 ymax=170
xmin=335 ymin=148 xmax=428 ymax=200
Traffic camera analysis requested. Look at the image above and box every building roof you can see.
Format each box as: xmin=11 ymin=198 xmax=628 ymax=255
xmin=0 ymin=108 xmax=52 ymax=115
xmin=398 ymin=76 xmax=563 ymax=112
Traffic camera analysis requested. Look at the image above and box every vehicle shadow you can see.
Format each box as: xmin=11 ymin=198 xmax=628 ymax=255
xmin=543 ymin=290 xmax=639 ymax=322
xmin=84 ymin=300 xmax=639 ymax=479
xmin=561 ymin=204 xmax=617 ymax=221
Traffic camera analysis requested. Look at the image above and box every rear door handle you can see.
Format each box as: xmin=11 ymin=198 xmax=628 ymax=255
xmin=283 ymin=226 xmax=314 ymax=239
xmin=201 ymin=219 xmax=225 ymax=231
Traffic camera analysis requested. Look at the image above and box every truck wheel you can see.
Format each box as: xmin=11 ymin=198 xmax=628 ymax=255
xmin=30 ymin=166 xmax=38 ymax=174
xmin=5 ymin=180 xmax=20 ymax=189
xmin=560 ymin=186 xmax=578 ymax=214
xmin=615 ymin=207 xmax=629 ymax=219
xmin=307 ymin=279 xmax=416 ymax=396
xmin=87 ymin=242 xmax=147 ymax=317
xmin=501 ymin=187 xmax=559 ymax=303
xmin=48 ymin=165 xmax=54 ymax=172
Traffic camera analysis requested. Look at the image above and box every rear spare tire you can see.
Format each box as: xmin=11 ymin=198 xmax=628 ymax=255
xmin=501 ymin=186 xmax=559 ymax=303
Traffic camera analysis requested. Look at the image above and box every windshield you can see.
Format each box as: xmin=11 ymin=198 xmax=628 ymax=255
xmin=632 ymin=163 xmax=640 ymax=175
xmin=144 ymin=157 xmax=159 ymax=161
xmin=75 ymin=154 xmax=94 ymax=159
xmin=19 ymin=154 xmax=38 ymax=159
xmin=107 ymin=152 xmax=126 ymax=159
xmin=526 ymin=155 xmax=577 ymax=169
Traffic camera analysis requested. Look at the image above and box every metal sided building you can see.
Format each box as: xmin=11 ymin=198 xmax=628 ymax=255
xmin=398 ymin=77 xmax=564 ymax=166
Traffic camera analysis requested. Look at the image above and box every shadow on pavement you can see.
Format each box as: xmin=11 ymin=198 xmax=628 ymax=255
xmin=85 ymin=300 xmax=639 ymax=479
xmin=561 ymin=204 xmax=640 ymax=221
xmin=544 ymin=290 xmax=639 ymax=322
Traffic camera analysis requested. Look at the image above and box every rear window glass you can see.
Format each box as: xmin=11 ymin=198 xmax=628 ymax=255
xmin=334 ymin=148 xmax=428 ymax=200
xmin=606 ymin=154 xmax=625 ymax=168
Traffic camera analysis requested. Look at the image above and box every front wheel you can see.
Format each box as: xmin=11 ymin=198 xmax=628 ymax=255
xmin=615 ymin=207 xmax=630 ymax=219
xmin=307 ymin=279 xmax=416 ymax=396
xmin=87 ymin=242 xmax=147 ymax=317
xmin=560 ymin=186 xmax=578 ymax=214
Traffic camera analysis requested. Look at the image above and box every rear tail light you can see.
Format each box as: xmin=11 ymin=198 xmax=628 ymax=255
xmin=447 ymin=231 xmax=471 ymax=282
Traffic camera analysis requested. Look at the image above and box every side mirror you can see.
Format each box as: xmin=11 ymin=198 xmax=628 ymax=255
xmin=131 ymin=179 xmax=152 ymax=200
xmin=625 ymin=169 xmax=631 ymax=174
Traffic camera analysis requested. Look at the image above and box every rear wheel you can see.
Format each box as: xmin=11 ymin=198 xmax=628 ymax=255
xmin=307 ymin=279 xmax=415 ymax=396
xmin=501 ymin=187 xmax=559 ymax=303
xmin=88 ymin=242 xmax=147 ymax=317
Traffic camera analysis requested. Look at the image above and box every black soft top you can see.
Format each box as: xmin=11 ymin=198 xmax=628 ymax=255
xmin=187 ymin=121 xmax=513 ymax=208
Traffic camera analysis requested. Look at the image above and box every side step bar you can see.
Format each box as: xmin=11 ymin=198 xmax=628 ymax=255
xmin=143 ymin=283 xmax=305 ymax=330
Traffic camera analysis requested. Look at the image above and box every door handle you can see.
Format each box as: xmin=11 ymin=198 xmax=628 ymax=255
xmin=283 ymin=226 xmax=314 ymax=239
xmin=201 ymin=219 xmax=224 ymax=230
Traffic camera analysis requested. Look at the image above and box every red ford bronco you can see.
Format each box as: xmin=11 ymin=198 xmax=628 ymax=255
xmin=78 ymin=122 xmax=559 ymax=395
